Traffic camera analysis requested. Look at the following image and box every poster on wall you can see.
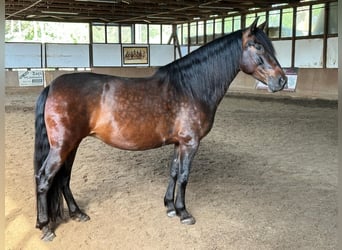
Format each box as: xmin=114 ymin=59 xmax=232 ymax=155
xmin=18 ymin=70 xmax=44 ymax=86
xmin=256 ymin=68 xmax=298 ymax=92
xmin=122 ymin=46 xmax=149 ymax=66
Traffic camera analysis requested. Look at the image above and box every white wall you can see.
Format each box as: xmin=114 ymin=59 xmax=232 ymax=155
xmin=5 ymin=43 xmax=42 ymax=68
xmin=5 ymin=43 xmax=175 ymax=68
xmin=4 ymin=37 xmax=339 ymax=69
xmin=45 ymin=44 xmax=90 ymax=68
xmin=92 ymin=44 xmax=121 ymax=67
xmin=327 ymin=37 xmax=338 ymax=68
xmin=150 ymin=45 xmax=174 ymax=66
xmin=273 ymin=40 xmax=292 ymax=67
xmin=295 ymin=39 xmax=324 ymax=68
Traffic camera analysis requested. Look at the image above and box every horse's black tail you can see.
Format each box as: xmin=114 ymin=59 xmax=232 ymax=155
xmin=34 ymin=85 xmax=64 ymax=224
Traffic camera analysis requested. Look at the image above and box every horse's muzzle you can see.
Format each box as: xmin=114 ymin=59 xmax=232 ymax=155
xmin=268 ymin=75 xmax=287 ymax=92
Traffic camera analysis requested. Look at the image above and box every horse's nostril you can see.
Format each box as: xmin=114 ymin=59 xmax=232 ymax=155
xmin=277 ymin=76 xmax=287 ymax=91
xmin=279 ymin=76 xmax=287 ymax=86
xmin=282 ymin=76 xmax=288 ymax=84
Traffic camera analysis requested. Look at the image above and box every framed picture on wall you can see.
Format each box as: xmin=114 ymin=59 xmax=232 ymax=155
xmin=122 ymin=46 xmax=149 ymax=66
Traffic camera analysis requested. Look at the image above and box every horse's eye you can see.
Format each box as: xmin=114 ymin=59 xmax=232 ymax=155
xmin=257 ymin=56 xmax=264 ymax=65
xmin=255 ymin=44 xmax=262 ymax=50
xmin=247 ymin=41 xmax=255 ymax=47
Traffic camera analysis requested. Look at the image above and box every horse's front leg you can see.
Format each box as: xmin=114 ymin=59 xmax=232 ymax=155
xmin=164 ymin=145 xmax=180 ymax=217
xmin=174 ymin=142 xmax=199 ymax=225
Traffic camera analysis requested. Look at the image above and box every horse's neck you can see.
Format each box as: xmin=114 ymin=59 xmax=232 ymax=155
xmin=194 ymin=59 xmax=241 ymax=110
xmin=156 ymin=34 xmax=243 ymax=110
xmin=214 ymin=67 xmax=240 ymax=103
xmin=179 ymin=42 xmax=242 ymax=108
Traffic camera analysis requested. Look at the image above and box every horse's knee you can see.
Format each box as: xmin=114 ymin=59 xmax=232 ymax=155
xmin=178 ymin=173 xmax=189 ymax=185
xmin=36 ymin=175 xmax=51 ymax=194
xmin=37 ymin=182 xmax=49 ymax=194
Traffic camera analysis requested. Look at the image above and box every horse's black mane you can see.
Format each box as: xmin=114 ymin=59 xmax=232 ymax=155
xmin=155 ymin=27 xmax=273 ymax=108
xmin=155 ymin=29 xmax=243 ymax=106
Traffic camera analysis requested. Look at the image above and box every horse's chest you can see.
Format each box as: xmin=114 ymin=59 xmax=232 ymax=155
xmin=174 ymin=104 xmax=213 ymax=139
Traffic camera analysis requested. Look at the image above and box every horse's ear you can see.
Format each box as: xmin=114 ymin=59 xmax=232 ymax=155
xmin=258 ymin=21 xmax=267 ymax=32
xmin=249 ymin=17 xmax=260 ymax=34
xmin=243 ymin=17 xmax=260 ymax=41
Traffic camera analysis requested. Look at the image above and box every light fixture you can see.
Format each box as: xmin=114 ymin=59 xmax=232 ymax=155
xmin=41 ymin=10 xmax=79 ymax=15
xmin=147 ymin=16 xmax=175 ymax=20
xmin=272 ymin=3 xmax=288 ymax=7
xmin=199 ymin=5 xmax=233 ymax=10
xmin=248 ymin=7 xmax=260 ymax=11
xmin=75 ymin=0 xmax=129 ymax=4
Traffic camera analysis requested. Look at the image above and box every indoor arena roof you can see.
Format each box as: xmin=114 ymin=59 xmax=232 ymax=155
xmin=5 ymin=0 xmax=302 ymax=24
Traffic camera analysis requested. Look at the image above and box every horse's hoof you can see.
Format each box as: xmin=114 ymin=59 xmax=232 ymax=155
xmin=36 ymin=220 xmax=48 ymax=229
xmin=41 ymin=227 xmax=56 ymax=241
xmin=71 ymin=212 xmax=90 ymax=222
xmin=181 ymin=216 xmax=196 ymax=225
xmin=167 ymin=209 xmax=177 ymax=218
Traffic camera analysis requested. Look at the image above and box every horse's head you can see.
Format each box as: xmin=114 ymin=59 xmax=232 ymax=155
xmin=240 ymin=18 xmax=287 ymax=92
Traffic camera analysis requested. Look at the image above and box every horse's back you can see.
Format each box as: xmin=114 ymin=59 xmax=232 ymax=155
xmin=43 ymin=72 xmax=174 ymax=150
xmin=49 ymin=72 xmax=111 ymax=94
xmin=47 ymin=72 xmax=117 ymax=117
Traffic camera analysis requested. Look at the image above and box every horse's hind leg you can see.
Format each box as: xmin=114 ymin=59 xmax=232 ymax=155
xmin=36 ymin=146 xmax=89 ymax=241
xmin=164 ymin=145 xmax=180 ymax=217
xmin=36 ymin=148 xmax=66 ymax=241
xmin=61 ymin=147 xmax=90 ymax=222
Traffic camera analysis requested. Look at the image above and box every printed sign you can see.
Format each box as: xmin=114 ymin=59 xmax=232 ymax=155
xmin=18 ymin=70 xmax=44 ymax=86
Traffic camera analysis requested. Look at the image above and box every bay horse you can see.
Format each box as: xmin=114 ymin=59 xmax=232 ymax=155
xmin=34 ymin=18 xmax=287 ymax=241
